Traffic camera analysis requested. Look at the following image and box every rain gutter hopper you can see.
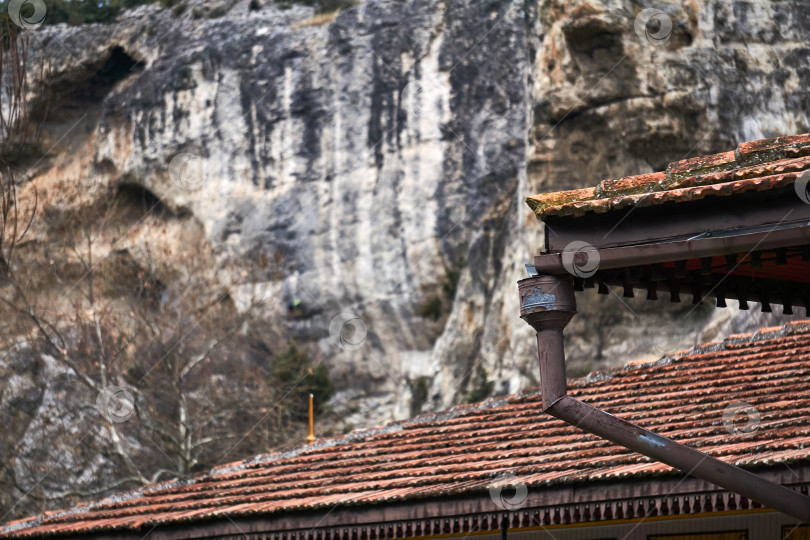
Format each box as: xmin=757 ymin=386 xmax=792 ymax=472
xmin=517 ymin=274 xmax=810 ymax=522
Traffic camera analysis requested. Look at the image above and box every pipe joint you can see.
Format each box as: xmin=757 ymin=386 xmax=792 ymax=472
xmin=518 ymin=274 xmax=576 ymax=409
xmin=517 ymin=275 xmax=577 ymax=332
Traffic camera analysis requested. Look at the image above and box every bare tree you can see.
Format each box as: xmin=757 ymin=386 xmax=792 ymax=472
xmin=0 ymin=18 xmax=48 ymax=155
xmin=0 ymin=190 xmax=333 ymax=519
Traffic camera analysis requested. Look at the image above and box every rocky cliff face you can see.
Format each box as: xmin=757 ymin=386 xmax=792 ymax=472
xmin=14 ymin=0 xmax=810 ymax=436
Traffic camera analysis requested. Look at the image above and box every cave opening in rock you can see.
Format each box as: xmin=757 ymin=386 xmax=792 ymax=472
xmin=114 ymin=181 xmax=169 ymax=220
xmin=43 ymin=46 xmax=142 ymax=120
xmin=95 ymin=46 xmax=141 ymax=88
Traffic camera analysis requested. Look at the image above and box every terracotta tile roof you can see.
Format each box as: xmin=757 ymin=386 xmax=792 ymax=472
xmin=527 ymin=133 xmax=810 ymax=219
xmin=4 ymin=320 xmax=810 ymax=537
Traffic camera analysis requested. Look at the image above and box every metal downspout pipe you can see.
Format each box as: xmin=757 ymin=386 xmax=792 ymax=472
xmin=517 ymin=274 xmax=810 ymax=522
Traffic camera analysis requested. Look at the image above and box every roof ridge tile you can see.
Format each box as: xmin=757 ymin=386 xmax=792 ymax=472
xmin=735 ymin=133 xmax=810 ymax=167
xmin=666 ymin=150 xmax=737 ymax=186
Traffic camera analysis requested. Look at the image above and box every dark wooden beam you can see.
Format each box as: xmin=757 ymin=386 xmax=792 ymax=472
xmin=544 ymin=185 xmax=810 ymax=253
xmin=589 ymin=266 xmax=810 ymax=311
xmin=536 ymin=226 xmax=810 ymax=278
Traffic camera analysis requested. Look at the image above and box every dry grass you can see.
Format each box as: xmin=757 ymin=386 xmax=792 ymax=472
xmin=292 ymin=9 xmax=340 ymax=28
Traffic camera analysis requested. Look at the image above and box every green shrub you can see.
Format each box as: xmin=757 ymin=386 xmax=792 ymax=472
xmin=416 ymin=255 xmax=465 ymax=322
xmin=273 ymin=345 xmax=335 ymax=420
xmin=465 ymin=365 xmax=494 ymax=403
xmin=441 ymin=256 xmax=464 ymax=301
xmin=1 ymin=0 xmax=182 ymax=26
xmin=418 ymin=295 xmax=442 ymax=321
xmin=2 ymin=0 xmax=358 ymax=26
xmin=407 ymin=376 xmax=430 ymax=416
xmin=273 ymin=0 xmax=356 ymax=14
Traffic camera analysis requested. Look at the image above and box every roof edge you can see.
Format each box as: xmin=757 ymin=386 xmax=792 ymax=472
xmin=527 ymin=133 xmax=810 ymax=220
xmin=5 ymin=319 xmax=810 ymax=535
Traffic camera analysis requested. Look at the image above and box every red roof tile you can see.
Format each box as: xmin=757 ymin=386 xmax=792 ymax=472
xmin=527 ymin=134 xmax=810 ymax=219
xmin=3 ymin=321 xmax=810 ymax=537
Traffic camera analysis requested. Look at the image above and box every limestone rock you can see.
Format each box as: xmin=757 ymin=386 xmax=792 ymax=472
xmin=15 ymin=0 xmax=810 ymax=432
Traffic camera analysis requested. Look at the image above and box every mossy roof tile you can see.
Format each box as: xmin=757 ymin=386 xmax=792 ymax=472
xmin=527 ymin=134 xmax=810 ymax=219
